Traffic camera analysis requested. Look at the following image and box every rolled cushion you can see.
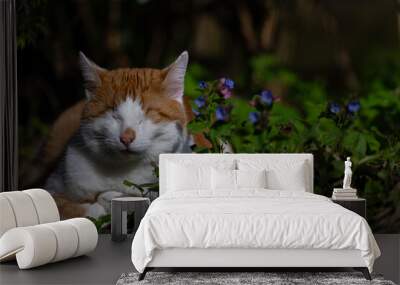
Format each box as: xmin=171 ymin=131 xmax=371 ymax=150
xmin=0 ymin=189 xmax=60 ymax=238
xmin=0 ymin=226 xmax=57 ymax=268
xmin=42 ymin=221 xmax=79 ymax=262
xmin=0 ymin=196 xmax=17 ymax=237
xmin=24 ymin=189 xmax=60 ymax=224
xmin=0 ymin=191 xmax=39 ymax=228
xmin=65 ymin=218 xmax=98 ymax=257
xmin=0 ymin=218 xmax=98 ymax=269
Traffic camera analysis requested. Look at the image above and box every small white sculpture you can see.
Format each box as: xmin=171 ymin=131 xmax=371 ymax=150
xmin=343 ymin=157 xmax=353 ymax=189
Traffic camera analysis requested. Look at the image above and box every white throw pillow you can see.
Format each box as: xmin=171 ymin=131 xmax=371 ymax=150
xmin=166 ymin=159 xmax=236 ymax=193
xmin=211 ymin=168 xmax=267 ymax=192
xmin=211 ymin=168 xmax=236 ymax=190
xmin=266 ymin=165 xmax=307 ymax=191
xmin=168 ymin=162 xmax=211 ymax=191
xmin=236 ymin=169 xmax=267 ymax=188
xmin=238 ymin=159 xmax=308 ymax=191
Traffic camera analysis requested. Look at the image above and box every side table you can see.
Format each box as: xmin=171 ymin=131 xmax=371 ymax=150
xmin=111 ymin=197 xmax=150 ymax=242
xmin=331 ymin=198 xmax=366 ymax=219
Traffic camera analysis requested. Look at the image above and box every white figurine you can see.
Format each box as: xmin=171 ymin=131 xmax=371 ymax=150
xmin=343 ymin=157 xmax=353 ymax=189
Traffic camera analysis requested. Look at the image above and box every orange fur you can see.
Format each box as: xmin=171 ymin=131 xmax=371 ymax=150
xmin=53 ymin=194 xmax=91 ymax=219
xmin=82 ymin=68 xmax=187 ymax=126
xmin=44 ymin=101 xmax=86 ymax=166
xmin=42 ymin=68 xmax=189 ymax=172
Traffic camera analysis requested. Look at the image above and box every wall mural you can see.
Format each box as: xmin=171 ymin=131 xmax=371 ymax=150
xmin=17 ymin=1 xmax=399 ymax=233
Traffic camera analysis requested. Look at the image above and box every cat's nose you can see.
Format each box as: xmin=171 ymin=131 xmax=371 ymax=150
xmin=120 ymin=128 xmax=136 ymax=147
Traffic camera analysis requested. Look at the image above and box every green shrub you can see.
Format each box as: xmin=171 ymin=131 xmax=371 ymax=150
xmin=187 ymin=55 xmax=400 ymax=233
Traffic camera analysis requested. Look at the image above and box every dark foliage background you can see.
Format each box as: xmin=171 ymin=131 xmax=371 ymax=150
xmin=17 ymin=0 xmax=400 ymax=233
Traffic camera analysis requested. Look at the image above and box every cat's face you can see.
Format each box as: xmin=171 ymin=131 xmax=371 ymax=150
xmin=78 ymin=52 xmax=190 ymax=161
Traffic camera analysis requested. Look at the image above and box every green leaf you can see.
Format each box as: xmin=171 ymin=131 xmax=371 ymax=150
xmin=314 ymin=118 xmax=341 ymax=146
xmin=123 ymin=180 xmax=135 ymax=187
xmin=123 ymin=179 xmax=145 ymax=193
xmin=184 ymin=64 xmax=210 ymax=98
xmin=364 ymin=133 xmax=381 ymax=153
xmin=87 ymin=215 xmax=111 ymax=232
xmin=343 ymin=131 xmax=367 ymax=157
xmin=187 ymin=121 xmax=208 ymax=133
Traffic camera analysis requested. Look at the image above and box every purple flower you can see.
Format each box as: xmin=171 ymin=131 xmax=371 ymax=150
xmin=192 ymin=108 xmax=200 ymax=117
xmin=329 ymin=102 xmax=341 ymax=114
xmin=260 ymin=90 xmax=273 ymax=106
xmin=194 ymin=96 xmax=206 ymax=108
xmin=223 ymin=78 xmax=235 ymax=90
xmin=198 ymin=81 xmax=208 ymax=89
xmin=215 ymin=106 xmax=229 ymax=122
xmin=347 ymin=101 xmax=361 ymax=113
xmin=217 ymin=78 xmax=234 ymax=99
xmin=220 ymin=88 xmax=232 ymax=99
xmin=248 ymin=112 xmax=260 ymax=124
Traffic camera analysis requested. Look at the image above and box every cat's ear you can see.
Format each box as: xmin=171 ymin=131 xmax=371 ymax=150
xmin=162 ymin=51 xmax=189 ymax=104
xmin=79 ymin=51 xmax=106 ymax=98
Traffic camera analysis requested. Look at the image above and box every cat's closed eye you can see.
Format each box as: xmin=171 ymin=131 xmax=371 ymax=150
xmin=147 ymin=109 xmax=163 ymax=122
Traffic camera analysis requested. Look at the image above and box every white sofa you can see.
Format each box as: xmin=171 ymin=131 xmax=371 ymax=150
xmin=0 ymin=189 xmax=98 ymax=269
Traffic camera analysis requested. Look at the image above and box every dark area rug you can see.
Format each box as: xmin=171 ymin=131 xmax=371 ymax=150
xmin=116 ymin=272 xmax=396 ymax=285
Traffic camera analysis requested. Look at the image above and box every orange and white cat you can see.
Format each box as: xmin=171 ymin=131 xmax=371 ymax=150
xmin=45 ymin=51 xmax=194 ymax=218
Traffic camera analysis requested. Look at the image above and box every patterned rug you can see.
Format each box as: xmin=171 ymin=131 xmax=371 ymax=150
xmin=116 ymin=271 xmax=395 ymax=285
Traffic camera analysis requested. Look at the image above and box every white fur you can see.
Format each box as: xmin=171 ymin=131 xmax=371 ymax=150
xmin=163 ymin=51 xmax=188 ymax=103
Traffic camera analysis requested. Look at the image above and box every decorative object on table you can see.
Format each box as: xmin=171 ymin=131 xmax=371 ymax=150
xmin=343 ymin=157 xmax=353 ymax=189
xmin=0 ymin=189 xmax=98 ymax=269
xmin=331 ymin=198 xmax=366 ymax=219
xmin=332 ymin=188 xmax=358 ymax=200
xmin=332 ymin=157 xmax=358 ymax=200
xmin=116 ymin=271 xmax=394 ymax=285
xmin=111 ymin=197 xmax=150 ymax=242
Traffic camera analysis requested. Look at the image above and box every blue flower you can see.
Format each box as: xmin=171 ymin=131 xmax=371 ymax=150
xmin=194 ymin=96 xmax=206 ymax=108
xmin=215 ymin=106 xmax=228 ymax=122
xmin=347 ymin=101 xmax=360 ymax=113
xmin=329 ymin=102 xmax=341 ymax=114
xmin=260 ymin=90 xmax=273 ymax=106
xmin=223 ymin=78 xmax=235 ymax=90
xmin=192 ymin=108 xmax=200 ymax=117
xmin=198 ymin=81 xmax=208 ymax=89
xmin=248 ymin=112 xmax=260 ymax=124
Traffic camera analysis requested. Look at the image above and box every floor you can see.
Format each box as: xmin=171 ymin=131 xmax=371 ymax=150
xmin=0 ymin=235 xmax=134 ymax=285
xmin=0 ymin=234 xmax=399 ymax=285
xmin=374 ymin=234 xmax=400 ymax=284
